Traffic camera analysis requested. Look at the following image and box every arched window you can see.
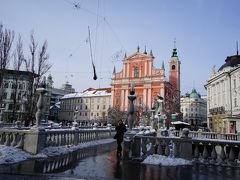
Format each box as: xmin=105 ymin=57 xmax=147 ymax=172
xmin=172 ymin=65 xmax=176 ymax=70
xmin=134 ymin=67 xmax=139 ymax=77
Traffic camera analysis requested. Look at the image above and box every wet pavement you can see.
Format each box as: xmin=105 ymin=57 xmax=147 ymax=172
xmin=0 ymin=141 xmax=240 ymax=180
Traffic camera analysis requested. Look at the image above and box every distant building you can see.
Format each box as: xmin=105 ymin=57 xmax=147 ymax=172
xmin=59 ymin=88 xmax=111 ymax=125
xmin=205 ymin=51 xmax=240 ymax=133
xmin=0 ymin=69 xmax=37 ymax=123
xmin=180 ymin=89 xmax=207 ymax=129
xmin=111 ymin=45 xmax=181 ymax=122
xmin=45 ymin=75 xmax=75 ymax=121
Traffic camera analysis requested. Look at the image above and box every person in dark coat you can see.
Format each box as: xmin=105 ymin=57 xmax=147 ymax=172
xmin=115 ymin=120 xmax=127 ymax=157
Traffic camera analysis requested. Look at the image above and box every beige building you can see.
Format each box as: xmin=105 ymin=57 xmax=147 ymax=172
xmin=180 ymin=89 xmax=207 ymax=129
xmin=205 ymin=52 xmax=240 ymax=133
xmin=59 ymin=88 xmax=111 ymax=125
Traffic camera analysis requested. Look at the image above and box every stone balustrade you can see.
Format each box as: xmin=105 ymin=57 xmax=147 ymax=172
xmin=45 ymin=129 xmax=114 ymax=147
xmin=0 ymin=128 xmax=115 ymax=154
xmin=128 ymin=135 xmax=240 ymax=166
xmin=0 ymin=129 xmax=26 ymax=149
xmin=171 ymin=130 xmax=240 ymax=141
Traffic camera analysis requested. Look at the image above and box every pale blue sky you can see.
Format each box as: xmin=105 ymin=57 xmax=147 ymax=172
xmin=1 ymin=0 xmax=239 ymax=95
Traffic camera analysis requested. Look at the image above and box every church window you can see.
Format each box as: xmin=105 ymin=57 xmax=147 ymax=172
xmin=172 ymin=65 xmax=175 ymax=70
xmin=134 ymin=67 xmax=139 ymax=78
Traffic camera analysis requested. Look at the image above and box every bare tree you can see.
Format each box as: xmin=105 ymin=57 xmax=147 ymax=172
xmin=107 ymin=107 xmax=126 ymax=126
xmin=0 ymin=24 xmax=15 ymax=107
xmin=37 ymin=40 xmax=51 ymax=84
xmin=24 ymin=33 xmax=51 ymax=126
xmin=10 ymin=35 xmax=24 ymax=122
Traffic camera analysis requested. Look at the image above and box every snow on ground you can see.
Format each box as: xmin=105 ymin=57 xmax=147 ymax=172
xmin=0 ymin=138 xmax=115 ymax=165
xmin=0 ymin=145 xmax=32 ymax=164
xmin=142 ymin=154 xmax=192 ymax=166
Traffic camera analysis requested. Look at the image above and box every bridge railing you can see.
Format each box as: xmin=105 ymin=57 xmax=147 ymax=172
xmin=0 ymin=128 xmax=115 ymax=154
xmin=170 ymin=130 xmax=240 ymax=141
xmin=128 ymin=134 xmax=240 ymax=166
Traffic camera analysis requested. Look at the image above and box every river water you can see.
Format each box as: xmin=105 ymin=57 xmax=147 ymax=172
xmin=0 ymin=142 xmax=239 ymax=180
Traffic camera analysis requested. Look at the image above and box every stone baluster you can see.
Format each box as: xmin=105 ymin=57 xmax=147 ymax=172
xmin=10 ymin=133 xmax=17 ymax=147
xmin=63 ymin=134 xmax=66 ymax=146
xmin=202 ymin=144 xmax=209 ymax=163
xmin=165 ymin=141 xmax=170 ymax=156
xmin=210 ymin=144 xmax=217 ymax=164
xmin=141 ymin=137 xmax=147 ymax=156
xmin=52 ymin=134 xmax=56 ymax=146
xmin=66 ymin=133 xmax=69 ymax=145
xmin=79 ymin=132 xmax=82 ymax=143
xmin=228 ymin=146 xmax=235 ymax=164
xmin=56 ymin=134 xmax=60 ymax=146
xmin=4 ymin=133 xmax=11 ymax=146
xmin=0 ymin=133 xmax=4 ymax=144
xmin=15 ymin=133 xmax=24 ymax=148
xmin=220 ymin=145 xmax=226 ymax=164
xmin=96 ymin=131 xmax=99 ymax=140
xmin=158 ymin=144 xmax=164 ymax=155
xmin=82 ymin=132 xmax=86 ymax=143
xmin=194 ymin=143 xmax=200 ymax=160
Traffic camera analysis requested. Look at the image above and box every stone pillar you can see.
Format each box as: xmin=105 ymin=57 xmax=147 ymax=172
xmin=131 ymin=136 xmax=141 ymax=157
xmin=23 ymin=129 xmax=46 ymax=154
xmin=24 ymin=85 xmax=48 ymax=154
xmin=179 ymin=128 xmax=192 ymax=160
xmin=127 ymin=82 xmax=136 ymax=130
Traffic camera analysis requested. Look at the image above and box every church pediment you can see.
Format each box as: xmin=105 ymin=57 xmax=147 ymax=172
xmin=125 ymin=52 xmax=151 ymax=61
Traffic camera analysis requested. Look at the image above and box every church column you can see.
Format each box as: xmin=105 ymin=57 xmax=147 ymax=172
xmin=123 ymin=63 xmax=125 ymax=77
xmin=121 ymin=89 xmax=125 ymax=111
xmin=144 ymin=61 xmax=147 ymax=76
xmin=127 ymin=63 xmax=130 ymax=77
xmin=143 ymin=88 xmax=147 ymax=106
xmin=148 ymin=61 xmax=152 ymax=76
xmin=111 ymin=88 xmax=114 ymax=107
xmin=125 ymin=89 xmax=128 ymax=111
xmin=148 ymin=88 xmax=152 ymax=109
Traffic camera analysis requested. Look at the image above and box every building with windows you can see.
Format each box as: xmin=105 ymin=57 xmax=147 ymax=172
xmin=45 ymin=74 xmax=75 ymax=121
xmin=0 ymin=69 xmax=37 ymax=123
xmin=111 ymin=45 xmax=181 ymax=121
xmin=180 ymin=89 xmax=207 ymax=129
xmin=205 ymin=51 xmax=240 ymax=133
xmin=59 ymin=88 xmax=111 ymax=125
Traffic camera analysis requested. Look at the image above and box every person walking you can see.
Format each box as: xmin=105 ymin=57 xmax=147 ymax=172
xmin=114 ymin=120 xmax=127 ymax=157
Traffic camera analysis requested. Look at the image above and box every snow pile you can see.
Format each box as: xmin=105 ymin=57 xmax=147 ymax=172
xmin=0 ymin=145 xmax=32 ymax=164
xmin=0 ymin=138 xmax=115 ymax=164
xmin=142 ymin=154 xmax=192 ymax=166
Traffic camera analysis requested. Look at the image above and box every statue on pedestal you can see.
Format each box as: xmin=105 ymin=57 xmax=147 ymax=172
xmin=127 ymin=82 xmax=136 ymax=130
